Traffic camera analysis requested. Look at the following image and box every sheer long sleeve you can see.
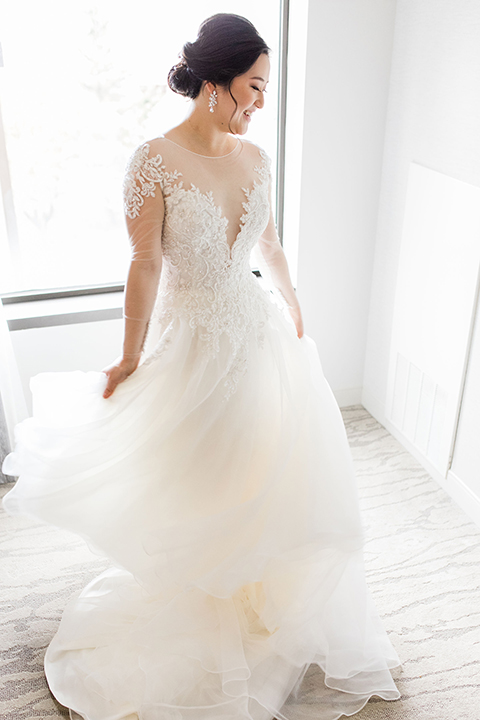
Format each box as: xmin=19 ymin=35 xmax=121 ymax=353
xmin=255 ymin=210 xmax=299 ymax=311
xmin=253 ymin=168 xmax=303 ymax=338
xmin=121 ymin=145 xmax=165 ymax=358
xmin=255 ymin=168 xmax=299 ymax=312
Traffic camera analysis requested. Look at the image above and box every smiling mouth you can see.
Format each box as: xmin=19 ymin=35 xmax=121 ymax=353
xmin=244 ymin=110 xmax=253 ymax=119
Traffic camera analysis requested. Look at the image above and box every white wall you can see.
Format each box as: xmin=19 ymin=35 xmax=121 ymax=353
xmin=295 ymin=0 xmax=397 ymax=406
xmin=363 ymin=0 xmax=480 ymax=421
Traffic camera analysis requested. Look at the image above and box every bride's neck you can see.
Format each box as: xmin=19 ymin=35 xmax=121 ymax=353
xmin=165 ymin=108 xmax=237 ymax=158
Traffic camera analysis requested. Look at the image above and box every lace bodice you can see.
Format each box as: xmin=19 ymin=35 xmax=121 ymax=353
xmin=123 ymin=136 xmax=274 ymax=394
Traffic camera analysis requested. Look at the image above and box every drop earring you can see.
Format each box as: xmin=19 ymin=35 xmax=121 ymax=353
xmin=208 ymin=89 xmax=218 ymax=113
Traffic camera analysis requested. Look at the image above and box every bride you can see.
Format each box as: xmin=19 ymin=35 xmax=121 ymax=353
xmin=3 ymin=13 xmax=401 ymax=720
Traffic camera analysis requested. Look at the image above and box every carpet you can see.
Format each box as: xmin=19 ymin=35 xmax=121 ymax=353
xmin=0 ymin=406 xmax=478 ymax=719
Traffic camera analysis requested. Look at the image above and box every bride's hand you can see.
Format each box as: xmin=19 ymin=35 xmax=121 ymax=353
xmin=102 ymin=356 xmax=141 ymax=399
xmin=289 ymin=304 xmax=304 ymax=339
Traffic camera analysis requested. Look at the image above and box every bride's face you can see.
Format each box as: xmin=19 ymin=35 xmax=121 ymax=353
xmin=217 ymin=53 xmax=270 ymax=135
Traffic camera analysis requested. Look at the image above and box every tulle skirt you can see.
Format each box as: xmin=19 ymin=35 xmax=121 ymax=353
xmin=2 ymin=305 xmax=400 ymax=720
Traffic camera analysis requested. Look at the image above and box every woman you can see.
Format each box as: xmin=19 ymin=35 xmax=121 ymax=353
xmin=3 ymin=13 xmax=400 ymax=720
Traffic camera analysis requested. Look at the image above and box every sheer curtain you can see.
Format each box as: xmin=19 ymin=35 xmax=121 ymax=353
xmin=0 ymin=301 xmax=27 ymax=482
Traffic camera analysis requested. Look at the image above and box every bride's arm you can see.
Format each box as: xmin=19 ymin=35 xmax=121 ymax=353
xmin=103 ymin=156 xmax=165 ymax=398
xmin=256 ymin=210 xmax=304 ymax=339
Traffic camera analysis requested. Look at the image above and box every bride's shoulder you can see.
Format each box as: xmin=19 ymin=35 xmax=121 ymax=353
xmin=239 ymin=139 xmax=272 ymax=173
xmin=240 ymin=138 xmax=269 ymax=158
xmin=124 ymin=137 xmax=174 ymax=178
xmin=133 ymin=135 xmax=169 ymax=156
xmin=123 ymin=137 xmax=174 ymax=192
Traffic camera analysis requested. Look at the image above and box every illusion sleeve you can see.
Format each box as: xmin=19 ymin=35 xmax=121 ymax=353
xmin=254 ymin=169 xmax=299 ymax=312
xmin=121 ymin=144 xmax=165 ymax=358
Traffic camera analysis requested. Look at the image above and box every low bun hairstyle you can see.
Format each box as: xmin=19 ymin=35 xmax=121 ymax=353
xmin=168 ymin=14 xmax=270 ymax=100
xmin=167 ymin=54 xmax=203 ymax=99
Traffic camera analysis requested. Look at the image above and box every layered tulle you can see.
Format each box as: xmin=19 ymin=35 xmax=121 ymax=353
xmin=3 ymin=307 xmax=400 ymax=720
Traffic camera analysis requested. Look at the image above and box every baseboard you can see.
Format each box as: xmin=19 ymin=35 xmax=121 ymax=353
xmin=333 ymin=387 xmax=363 ymax=408
xmin=445 ymin=470 xmax=480 ymax=528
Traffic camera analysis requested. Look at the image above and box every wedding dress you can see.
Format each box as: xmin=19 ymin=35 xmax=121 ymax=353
xmin=2 ymin=136 xmax=400 ymax=720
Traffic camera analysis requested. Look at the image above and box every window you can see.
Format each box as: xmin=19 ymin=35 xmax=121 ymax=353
xmin=0 ymin=1 xmax=281 ymax=294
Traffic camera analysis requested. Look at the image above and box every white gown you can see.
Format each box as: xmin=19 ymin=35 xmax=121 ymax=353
xmin=2 ymin=136 xmax=400 ymax=720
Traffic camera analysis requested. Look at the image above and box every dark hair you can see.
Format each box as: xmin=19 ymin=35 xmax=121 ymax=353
xmin=168 ymin=14 xmax=270 ymax=100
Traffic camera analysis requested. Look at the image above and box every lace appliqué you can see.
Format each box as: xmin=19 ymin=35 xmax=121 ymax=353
xmin=123 ymin=144 xmax=181 ymax=219
xmin=142 ymin=321 xmax=175 ymax=368
xmin=126 ymin=143 xmax=272 ymax=397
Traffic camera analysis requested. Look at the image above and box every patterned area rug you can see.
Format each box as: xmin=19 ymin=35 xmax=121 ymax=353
xmin=0 ymin=406 xmax=479 ymax=719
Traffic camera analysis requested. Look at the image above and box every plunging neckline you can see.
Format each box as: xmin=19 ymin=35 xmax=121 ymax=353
xmin=172 ymin=182 xmax=256 ymax=260
xmin=156 ymin=136 xmax=252 ymax=256
xmin=155 ymin=139 xmax=265 ymax=259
